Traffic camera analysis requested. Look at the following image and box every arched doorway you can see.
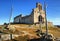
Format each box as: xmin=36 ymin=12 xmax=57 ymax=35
xmin=38 ymin=15 xmax=44 ymax=23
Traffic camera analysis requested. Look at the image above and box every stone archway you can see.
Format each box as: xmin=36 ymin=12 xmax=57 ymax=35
xmin=38 ymin=15 xmax=44 ymax=23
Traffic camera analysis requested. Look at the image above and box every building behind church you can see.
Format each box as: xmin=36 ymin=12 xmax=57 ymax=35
xmin=14 ymin=3 xmax=46 ymax=24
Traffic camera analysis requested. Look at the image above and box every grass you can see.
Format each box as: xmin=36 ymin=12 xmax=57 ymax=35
xmin=42 ymin=26 xmax=60 ymax=38
xmin=11 ymin=24 xmax=60 ymax=38
xmin=0 ymin=24 xmax=60 ymax=41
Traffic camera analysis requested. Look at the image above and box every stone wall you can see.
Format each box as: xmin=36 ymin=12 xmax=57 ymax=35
xmin=34 ymin=9 xmax=45 ymax=23
xmin=14 ymin=12 xmax=34 ymax=24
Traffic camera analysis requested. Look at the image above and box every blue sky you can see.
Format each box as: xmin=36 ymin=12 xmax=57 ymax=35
xmin=0 ymin=0 xmax=60 ymax=25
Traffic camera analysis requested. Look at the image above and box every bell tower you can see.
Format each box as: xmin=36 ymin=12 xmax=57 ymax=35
xmin=36 ymin=3 xmax=42 ymax=11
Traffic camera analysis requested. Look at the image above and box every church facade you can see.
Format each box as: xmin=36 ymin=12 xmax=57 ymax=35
xmin=14 ymin=3 xmax=46 ymax=24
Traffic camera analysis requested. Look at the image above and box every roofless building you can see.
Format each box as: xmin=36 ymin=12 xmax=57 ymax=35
xmin=14 ymin=3 xmax=46 ymax=24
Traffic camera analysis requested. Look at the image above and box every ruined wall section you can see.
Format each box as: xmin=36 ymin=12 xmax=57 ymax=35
xmin=14 ymin=10 xmax=34 ymax=24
